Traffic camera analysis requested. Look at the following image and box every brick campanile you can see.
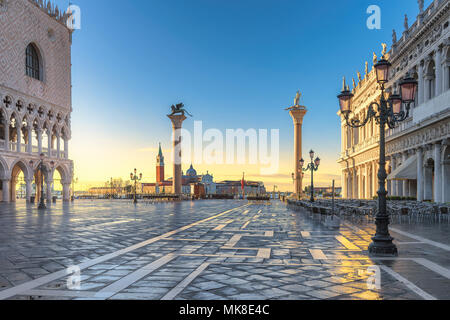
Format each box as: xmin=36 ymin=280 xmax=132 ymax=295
xmin=156 ymin=143 xmax=164 ymax=183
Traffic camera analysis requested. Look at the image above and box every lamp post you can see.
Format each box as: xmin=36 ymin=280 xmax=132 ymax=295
xmin=71 ymin=176 xmax=78 ymax=202
xmin=130 ymin=168 xmax=142 ymax=204
xmin=337 ymin=57 xmax=418 ymax=256
xmin=300 ymin=150 xmax=320 ymax=203
xmin=30 ymin=153 xmax=54 ymax=210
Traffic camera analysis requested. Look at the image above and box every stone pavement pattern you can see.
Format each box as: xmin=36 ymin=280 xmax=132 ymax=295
xmin=0 ymin=200 xmax=449 ymax=300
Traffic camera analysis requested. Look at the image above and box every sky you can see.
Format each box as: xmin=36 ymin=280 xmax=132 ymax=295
xmin=49 ymin=0 xmax=431 ymax=191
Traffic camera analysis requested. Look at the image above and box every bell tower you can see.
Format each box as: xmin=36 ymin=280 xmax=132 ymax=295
xmin=156 ymin=143 xmax=165 ymax=183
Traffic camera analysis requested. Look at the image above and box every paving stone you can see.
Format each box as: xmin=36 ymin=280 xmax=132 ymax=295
xmin=0 ymin=200 xmax=448 ymax=300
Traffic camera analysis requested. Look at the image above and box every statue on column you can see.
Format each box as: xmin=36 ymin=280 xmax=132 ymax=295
xmin=392 ymin=29 xmax=397 ymax=44
xmin=404 ymin=14 xmax=409 ymax=31
xmin=168 ymin=103 xmax=193 ymax=117
xmin=373 ymin=52 xmax=378 ymax=65
xmin=294 ymin=90 xmax=301 ymax=106
xmin=365 ymin=61 xmax=369 ymax=77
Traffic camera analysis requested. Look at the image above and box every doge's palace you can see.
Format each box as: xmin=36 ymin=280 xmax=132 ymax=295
xmin=338 ymin=0 xmax=450 ymax=203
xmin=0 ymin=0 xmax=73 ymax=203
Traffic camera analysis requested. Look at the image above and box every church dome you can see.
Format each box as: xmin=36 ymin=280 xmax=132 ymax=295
xmin=186 ymin=164 xmax=197 ymax=177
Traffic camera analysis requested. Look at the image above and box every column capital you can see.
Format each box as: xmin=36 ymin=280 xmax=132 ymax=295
xmin=167 ymin=114 xmax=187 ymax=129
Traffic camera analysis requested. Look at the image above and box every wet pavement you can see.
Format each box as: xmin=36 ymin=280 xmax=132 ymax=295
xmin=0 ymin=199 xmax=448 ymax=300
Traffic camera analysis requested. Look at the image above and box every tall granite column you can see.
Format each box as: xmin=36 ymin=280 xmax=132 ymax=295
xmin=289 ymin=106 xmax=307 ymax=199
xmin=168 ymin=114 xmax=187 ymax=195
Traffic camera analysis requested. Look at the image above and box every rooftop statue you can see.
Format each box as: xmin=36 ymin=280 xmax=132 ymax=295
xmin=169 ymin=103 xmax=193 ymax=117
xmin=381 ymin=43 xmax=388 ymax=58
xmin=294 ymin=90 xmax=301 ymax=106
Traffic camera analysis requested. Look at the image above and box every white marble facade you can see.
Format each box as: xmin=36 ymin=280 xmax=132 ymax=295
xmin=338 ymin=0 xmax=450 ymax=203
xmin=0 ymin=0 xmax=73 ymax=203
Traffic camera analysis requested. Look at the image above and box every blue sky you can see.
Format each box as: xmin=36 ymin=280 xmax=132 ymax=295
xmin=50 ymin=0 xmax=430 ymax=190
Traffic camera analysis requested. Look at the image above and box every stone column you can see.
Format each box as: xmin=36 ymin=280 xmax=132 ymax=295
xmin=1 ymin=179 xmax=10 ymax=203
xmin=433 ymin=142 xmax=442 ymax=202
xmin=341 ymin=170 xmax=347 ymax=199
xmin=360 ymin=166 xmax=365 ymax=199
xmin=289 ymin=107 xmax=307 ymax=198
xmin=47 ymin=129 xmax=52 ymax=157
xmin=16 ymin=124 xmax=21 ymax=153
xmin=27 ymin=126 xmax=32 ymax=154
xmin=364 ymin=164 xmax=370 ymax=199
xmin=372 ymin=161 xmax=378 ymax=198
xmin=4 ymin=120 xmax=9 ymax=151
xmin=64 ymin=138 xmax=69 ymax=159
xmin=444 ymin=57 xmax=450 ymax=91
xmin=37 ymin=128 xmax=42 ymax=155
xmin=56 ymin=134 xmax=61 ymax=159
xmin=348 ymin=170 xmax=352 ymax=198
xmin=353 ymin=169 xmax=358 ymax=199
xmin=390 ymin=156 xmax=397 ymax=196
xmin=417 ymin=147 xmax=424 ymax=201
xmin=25 ymin=178 xmax=33 ymax=203
xmin=435 ymin=49 xmax=442 ymax=96
xmin=418 ymin=62 xmax=424 ymax=105
xmin=168 ymin=114 xmax=187 ymax=195
xmin=46 ymin=178 xmax=53 ymax=203
xmin=402 ymin=152 xmax=409 ymax=197
xmin=396 ymin=155 xmax=403 ymax=197
xmin=62 ymin=183 xmax=71 ymax=202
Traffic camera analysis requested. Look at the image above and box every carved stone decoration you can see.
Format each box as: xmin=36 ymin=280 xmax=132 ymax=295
xmin=418 ymin=0 xmax=424 ymax=13
xmin=392 ymin=29 xmax=397 ymax=44
xmin=381 ymin=43 xmax=387 ymax=57
xmin=404 ymin=14 xmax=409 ymax=31
xmin=0 ymin=0 xmax=7 ymax=12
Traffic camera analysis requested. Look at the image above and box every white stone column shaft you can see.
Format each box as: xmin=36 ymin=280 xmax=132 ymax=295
xmin=46 ymin=179 xmax=53 ymax=203
xmin=16 ymin=124 xmax=21 ymax=153
xmin=47 ymin=130 xmax=52 ymax=157
xmin=1 ymin=179 xmax=10 ymax=203
xmin=27 ymin=127 xmax=32 ymax=153
xmin=341 ymin=170 xmax=347 ymax=199
xmin=391 ymin=157 xmax=397 ymax=197
xmin=62 ymin=183 xmax=71 ymax=202
xmin=418 ymin=63 xmax=424 ymax=105
xmin=434 ymin=143 xmax=442 ymax=202
xmin=64 ymin=138 xmax=69 ymax=159
xmin=56 ymin=134 xmax=61 ymax=159
xmin=435 ymin=49 xmax=442 ymax=96
xmin=37 ymin=128 xmax=42 ymax=155
xmin=4 ymin=121 xmax=9 ymax=151
xmin=25 ymin=179 xmax=33 ymax=203
xmin=417 ymin=148 xmax=424 ymax=201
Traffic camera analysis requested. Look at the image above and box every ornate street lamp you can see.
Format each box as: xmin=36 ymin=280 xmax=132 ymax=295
xmin=30 ymin=153 xmax=54 ymax=210
xmin=337 ymin=58 xmax=417 ymax=256
xmin=130 ymin=168 xmax=142 ymax=204
xmin=300 ymin=150 xmax=320 ymax=203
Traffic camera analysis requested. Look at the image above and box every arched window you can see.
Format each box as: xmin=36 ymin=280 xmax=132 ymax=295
xmin=25 ymin=44 xmax=41 ymax=80
xmin=426 ymin=60 xmax=436 ymax=100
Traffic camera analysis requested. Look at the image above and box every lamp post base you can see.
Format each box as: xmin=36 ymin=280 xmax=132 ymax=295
xmin=38 ymin=202 xmax=46 ymax=210
xmin=368 ymin=237 xmax=398 ymax=256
